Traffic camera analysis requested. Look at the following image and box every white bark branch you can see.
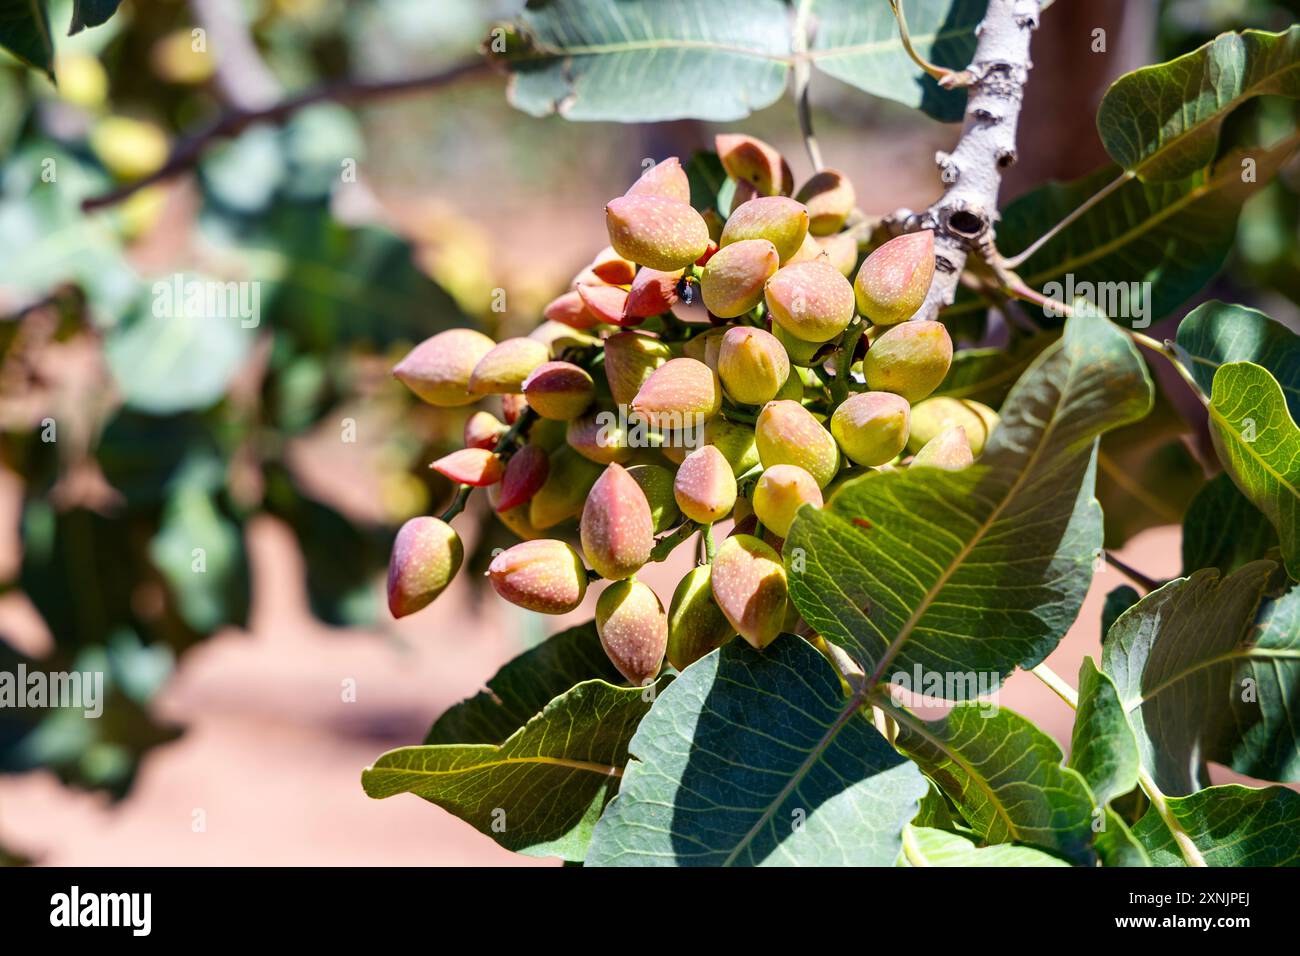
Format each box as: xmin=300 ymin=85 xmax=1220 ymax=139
xmin=898 ymin=0 xmax=1042 ymax=320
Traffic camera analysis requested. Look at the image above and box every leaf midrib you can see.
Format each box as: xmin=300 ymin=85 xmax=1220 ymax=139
xmin=370 ymin=754 xmax=623 ymax=780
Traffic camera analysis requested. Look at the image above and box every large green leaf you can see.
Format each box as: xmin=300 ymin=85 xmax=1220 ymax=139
xmin=0 ymin=0 xmax=53 ymax=76
xmin=1175 ymin=300 xmax=1300 ymax=419
xmin=1132 ymin=784 xmax=1300 ymax=867
xmin=1102 ymin=562 xmax=1299 ymax=794
xmin=149 ymin=482 xmax=250 ymax=634
xmin=890 ymin=703 xmax=1097 ymax=865
xmin=1181 ymin=473 xmax=1279 ymax=575
xmin=1069 ymin=659 xmax=1140 ymax=807
xmin=786 ymin=310 xmax=1151 ymax=685
xmin=1097 ymin=27 xmax=1300 ymax=181
xmin=490 ymin=0 xmax=981 ymax=123
xmin=949 ymin=142 xmax=1295 ymax=328
xmin=899 ymin=826 xmax=1071 ymax=867
xmin=1207 ymin=362 xmax=1300 ymax=579
xmin=363 ymin=676 xmax=663 ymax=861
xmin=586 ymin=636 xmax=927 ymax=866
xmin=426 ymin=623 xmax=624 ymax=746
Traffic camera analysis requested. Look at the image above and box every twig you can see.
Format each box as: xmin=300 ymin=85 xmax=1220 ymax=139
xmin=903 ymin=0 xmax=1044 ymax=321
xmin=1104 ymin=551 xmax=1162 ymax=593
xmin=81 ymin=59 xmax=490 ymax=211
xmin=887 ymin=0 xmax=960 ymax=84
xmin=791 ymin=0 xmax=824 ymax=171
xmin=438 ymin=407 xmax=534 ymax=523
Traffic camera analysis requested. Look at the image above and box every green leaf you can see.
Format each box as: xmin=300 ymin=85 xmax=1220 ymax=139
xmin=149 ymin=482 xmax=250 ymax=634
xmin=490 ymin=0 xmax=981 ymax=124
xmin=1094 ymin=809 xmax=1151 ymax=868
xmin=899 ymin=826 xmax=1071 ymax=867
xmin=890 ymin=704 xmax=1097 ymax=865
xmin=949 ymin=141 xmax=1296 ymax=328
xmin=1133 ymin=784 xmax=1300 ymax=866
xmin=1097 ymin=27 xmax=1300 ymax=181
xmin=104 ymin=275 xmax=258 ymax=414
xmin=1069 ymin=659 xmax=1140 ymax=806
xmin=0 ymin=0 xmax=54 ymax=76
xmin=426 ymin=623 xmax=624 ymax=746
xmin=1175 ymin=300 xmax=1300 ymax=419
xmin=1100 ymin=584 xmax=1140 ymax=637
xmin=787 ymin=309 xmax=1151 ymax=684
xmin=1181 ymin=473 xmax=1279 ymax=575
xmin=1207 ymin=362 xmax=1300 ymax=579
xmin=363 ymin=677 xmax=663 ymax=861
xmin=932 ymin=332 xmax=1058 ymax=407
xmin=586 ymin=636 xmax=927 ymax=866
xmin=1102 ymin=562 xmax=1298 ymax=794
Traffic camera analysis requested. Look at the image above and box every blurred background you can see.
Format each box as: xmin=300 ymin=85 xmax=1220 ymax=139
xmin=0 ymin=0 xmax=1297 ymax=865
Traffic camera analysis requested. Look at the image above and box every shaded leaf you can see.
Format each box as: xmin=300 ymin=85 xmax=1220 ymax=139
xmin=932 ymin=332 xmax=1058 ymax=407
xmin=1100 ymin=584 xmax=1140 ymax=637
xmin=1207 ymin=361 xmax=1300 ymax=579
xmin=787 ymin=310 xmax=1151 ymax=685
xmin=149 ymin=483 xmax=250 ymax=634
xmin=1181 ymin=473 xmax=1279 ymax=575
xmin=0 ymin=0 xmax=53 ymax=76
xmin=1069 ymin=659 xmax=1140 ymax=806
xmin=363 ymin=677 xmax=663 ymax=861
xmin=1132 ymin=784 xmax=1300 ymax=866
xmin=426 ymin=622 xmax=624 ymax=746
xmin=1098 ymin=27 xmax=1300 ymax=181
xmin=1175 ymin=300 xmax=1300 ymax=419
xmin=70 ymin=1 xmax=122 ymax=34
xmin=1094 ymin=809 xmax=1151 ymax=868
xmin=891 ymin=703 xmax=1097 ymax=865
xmin=587 ymin=636 xmax=927 ymax=866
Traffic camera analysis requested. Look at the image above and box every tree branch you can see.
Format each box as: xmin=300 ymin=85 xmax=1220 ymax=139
xmin=80 ymin=59 xmax=492 ymax=212
xmin=894 ymin=0 xmax=1043 ymax=320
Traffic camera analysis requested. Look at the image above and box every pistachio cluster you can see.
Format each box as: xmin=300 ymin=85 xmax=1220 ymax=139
xmin=386 ymin=134 xmax=999 ymax=684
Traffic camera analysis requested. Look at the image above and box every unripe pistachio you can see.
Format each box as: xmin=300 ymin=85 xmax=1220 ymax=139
xmin=771 ymin=321 xmax=826 ymax=366
xmin=700 ymin=239 xmax=780 ymax=318
xmin=715 ymin=133 xmax=794 ymax=197
xmin=673 ymin=445 xmax=738 ymax=523
xmin=469 ymin=337 xmax=550 ymax=395
xmin=911 ymin=425 xmax=975 ymax=470
xmin=624 ymin=268 xmax=683 ymax=320
xmin=528 ymin=416 xmax=569 ymax=453
xmin=495 ymin=444 xmax=551 ymax=512
xmin=786 ymin=232 xmax=824 ymax=265
xmin=522 ymin=360 xmax=596 ymax=420
xmin=907 ymin=397 xmax=999 ymax=457
xmin=387 ymin=517 xmax=463 ymax=618
xmin=501 ymin=392 xmax=527 ymax=425
xmin=566 ymin=409 xmax=632 ymax=465
xmin=631 ymin=357 xmax=721 ymax=429
xmin=430 ymin=447 xmax=503 ymax=487
xmin=528 ymin=445 xmax=602 ymax=529
xmin=603 ymin=330 xmax=672 ymax=407
xmin=625 ymin=156 xmax=690 ymax=204
xmin=775 ymin=362 xmax=804 ymax=402
xmin=818 ymin=233 xmax=860 ymax=277
xmin=626 ymin=463 xmax=681 ymax=533
xmin=830 ymin=391 xmax=911 ymax=467
xmin=718 ymin=325 xmax=790 ymax=406
xmin=752 ymin=464 xmax=824 ymax=538
xmin=711 ymin=534 xmax=788 ymax=649
xmin=854 ymin=231 xmax=936 ymax=325
xmin=596 ymin=580 xmax=667 ymax=685
xmin=543 ymin=290 xmax=600 ymax=330
xmin=488 ymin=539 xmax=588 ymax=614
xmin=529 ymin=320 xmax=598 ymax=355
xmin=463 ymin=410 xmax=507 ymax=450
xmin=765 ymin=259 xmax=856 ymax=343
xmin=720 ymin=196 xmax=809 ymax=264
xmin=680 ymin=326 xmax=726 ymax=369
xmin=796 ymin=169 xmax=856 ymax=236
xmin=667 ymin=565 xmax=736 ymax=670
xmin=606 ymin=195 xmax=710 ymax=271
xmin=571 ymin=266 xmax=604 ymax=289
xmin=578 ymin=283 xmax=633 ymax=327
xmin=755 ymin=400 xmax=841 ymax=488
xmin=660 ymin=417 xmax=758 ymax=476
xmin=580 ymin=464 xmax=655 ymax=580
xmin=589 ymin=246 xmax=637 ymax=285
xmin=393 ymin=328 xmax=494 ymax=407
xmin=862 ymin=320 xmax=953 ymax=403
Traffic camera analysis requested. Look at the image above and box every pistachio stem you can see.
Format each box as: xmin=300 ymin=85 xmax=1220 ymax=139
xmin=650 ymin=521 xmax=702 ymax=562
xmin=437 ymin=407 xmax=536 ymax=523
xmin=703 ymin=523 xmax=717 ymax=563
